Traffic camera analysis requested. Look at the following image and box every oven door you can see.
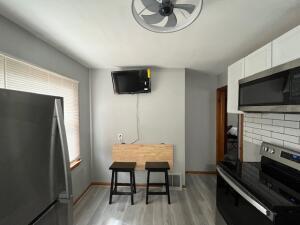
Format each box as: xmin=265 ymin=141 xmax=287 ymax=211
xmin=216 ymin=166 xmax=275 ymax=225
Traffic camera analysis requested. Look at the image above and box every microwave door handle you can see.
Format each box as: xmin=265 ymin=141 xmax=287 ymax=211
xmin=55 ymin=99 xmax=73 ymax=200
xmin=217 ymin=166 xmax=276 ymax=222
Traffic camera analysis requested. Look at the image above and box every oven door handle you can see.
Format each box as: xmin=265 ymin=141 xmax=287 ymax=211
xmin=217 ymin=166 xmax=276 ymax=222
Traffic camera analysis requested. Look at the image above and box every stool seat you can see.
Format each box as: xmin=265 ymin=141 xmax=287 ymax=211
xmin=145 ymin=162 xmax=170 ymax=170
xmin=109 ymin=161 xmax=136 ymax=205
xmin=109 ymin=162 xmax=136 ymax=171
xmin=145 ymin=161 xmax=171 ymax=204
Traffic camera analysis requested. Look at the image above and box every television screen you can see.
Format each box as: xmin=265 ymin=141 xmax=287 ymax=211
xmin=111 ymin=69 xmax=151 ymax=94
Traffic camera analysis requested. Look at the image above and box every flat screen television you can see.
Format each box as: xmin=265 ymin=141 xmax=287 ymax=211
xmin=111 ymin=69 xmax=151 ymax=94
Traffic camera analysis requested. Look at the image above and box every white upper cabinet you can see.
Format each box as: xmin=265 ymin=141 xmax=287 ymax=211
xmin=227 ymin=58 xmax=245 ymax=114
xmin=272 ymin=25 xmax=300 ymax=67
xmin=244 ymin=43 xmax=272 ymax=77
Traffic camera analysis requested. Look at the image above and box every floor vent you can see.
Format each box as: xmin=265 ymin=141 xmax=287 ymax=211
xmin=168 ymin=173 xmax=182 ymax=190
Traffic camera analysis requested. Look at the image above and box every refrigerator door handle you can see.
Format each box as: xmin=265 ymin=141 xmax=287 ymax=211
xmin=54 ymin=99 xmax=73 ymax=200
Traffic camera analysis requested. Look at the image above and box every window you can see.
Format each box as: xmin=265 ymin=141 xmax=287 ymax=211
xmin=0 ymin=55 xmax=4 ymax=88
xmin=0 ymin=54 xmax=80 ymax=162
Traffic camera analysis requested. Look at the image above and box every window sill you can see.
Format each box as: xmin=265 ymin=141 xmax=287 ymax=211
xmin=70 ymin=159 xmax=82 ymax=170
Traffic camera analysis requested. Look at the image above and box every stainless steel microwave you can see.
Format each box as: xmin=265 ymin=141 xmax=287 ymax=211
xmin=239 ymin=58 xmax=300 ymax=113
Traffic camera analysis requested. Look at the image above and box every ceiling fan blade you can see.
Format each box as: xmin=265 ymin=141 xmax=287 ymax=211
xmin=174 ymin=4 xmax=196 ymax=14
xmin=142 ymin=13 xmax=165 ymax=25
xmin=165 ymin=13 xmax=177 ymax=27
xmin=141 ymin=0 xmax=160 ymax=12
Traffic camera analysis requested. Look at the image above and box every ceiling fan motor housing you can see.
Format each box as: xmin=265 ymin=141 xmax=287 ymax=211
xmin=159 ymin=1 xmax=174 ymax=16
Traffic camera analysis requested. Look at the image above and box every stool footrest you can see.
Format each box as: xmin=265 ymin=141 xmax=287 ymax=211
xmin=112 ymin=191 xmax=133 ymax=195
xmin=148 ymin=191 xmax=168 ymax=195
xmin=148 ymin=182 xmax=166 ymax=186
xmin=115 ymin=182 xmax=131 ymax=186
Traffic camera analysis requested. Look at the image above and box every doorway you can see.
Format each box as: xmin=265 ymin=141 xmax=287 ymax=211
xmin=216 ymin=86 xmax=244 ymax=164
xmin=216 ymin=86 xmax=227 ymax=163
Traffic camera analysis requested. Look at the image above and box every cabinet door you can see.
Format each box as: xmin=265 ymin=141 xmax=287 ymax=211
xmin=227 ymin=58 xmax=245 ymax=113
xmin=272 ymin=25 xmax=300 ymax=67
xmin=244 ymin=43 xmax=272 ymax=77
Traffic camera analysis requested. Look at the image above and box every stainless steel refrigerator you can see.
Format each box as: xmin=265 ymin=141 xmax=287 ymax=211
xmin=0 ymin=89 xmax=73 ymax=225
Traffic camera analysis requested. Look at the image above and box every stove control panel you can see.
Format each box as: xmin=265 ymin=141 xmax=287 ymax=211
xmin=281 ymin=151 xmax=300 ymax=164
xmin=260 ymin=142 xmax=300 ymax=171
xmin=263 ymin=146 xmax=275 ymax=154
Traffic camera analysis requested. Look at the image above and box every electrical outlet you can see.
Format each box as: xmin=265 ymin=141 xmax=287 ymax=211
xmin=117 ymin=133 xmax=123 ymax=143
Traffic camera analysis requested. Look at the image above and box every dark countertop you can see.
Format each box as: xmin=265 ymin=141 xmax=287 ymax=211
xmin=218 ymin=160 xmax=300 ymax=211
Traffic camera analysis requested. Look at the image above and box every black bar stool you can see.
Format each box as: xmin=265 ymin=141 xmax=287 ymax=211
xmin=109 ymin=162 xmax=136 ymax=205
xmin=145 ymin=161 xmax=171 ymax=204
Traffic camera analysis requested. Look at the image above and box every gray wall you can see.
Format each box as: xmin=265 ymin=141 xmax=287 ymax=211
xmin=217 ymin=72 xmax=228 ymax=88
xmin=90 ymin=68 xmax=186 ymax=185
xmin=0 ymin=15 xmax=91 ymax=200
xmin=185 ymin=70 xmax=218 ymax=171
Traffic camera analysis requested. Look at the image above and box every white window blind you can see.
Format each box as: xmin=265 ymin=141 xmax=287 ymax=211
xmin=4 ymin=56 xmax=80 ymax=162
xmin=0 ymin=55 xmax=4 ymax=88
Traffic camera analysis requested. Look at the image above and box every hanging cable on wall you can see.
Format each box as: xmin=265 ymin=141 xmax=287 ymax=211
xmin=131 ymin=94 xmax=140 ymax=144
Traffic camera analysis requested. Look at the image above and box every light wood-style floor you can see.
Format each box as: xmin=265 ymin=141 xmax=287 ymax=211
xmin=74 ymin=175 xmax=227 ymax=225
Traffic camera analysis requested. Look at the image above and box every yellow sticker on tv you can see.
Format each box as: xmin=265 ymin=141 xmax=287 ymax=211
xmin=147 ymin=68 xmax=151 ymax=78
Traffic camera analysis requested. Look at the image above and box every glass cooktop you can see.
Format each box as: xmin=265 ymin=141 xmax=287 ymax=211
xmin=219 ymin=159 xmax=300 ymax=211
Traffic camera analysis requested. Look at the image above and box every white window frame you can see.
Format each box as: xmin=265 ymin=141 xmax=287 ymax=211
xmin=0 ymin=53 xmax=80 ymax=163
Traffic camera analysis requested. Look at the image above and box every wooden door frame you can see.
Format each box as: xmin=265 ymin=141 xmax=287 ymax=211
xmin=216 ymin=86 xmax=227 ymax=163
xmin=238 ymin=114 xmax=244 ymax=162
xmin=216 ymin=86 xmax=244 ymax=163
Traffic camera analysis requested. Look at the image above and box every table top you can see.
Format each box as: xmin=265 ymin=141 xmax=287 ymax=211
xmin=109 ymin=162 xmax=136 ymax=170
xmin=145 ymin=161 xmax=170 ymax=170
xmin=112 ymin=144 xmax=173 ymax=170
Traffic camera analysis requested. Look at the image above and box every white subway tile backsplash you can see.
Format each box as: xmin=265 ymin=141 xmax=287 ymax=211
xmin=261 ymin=136 xmax=283 ymax=146
xmin=284 ymin=142 xmax=300 ymax=153
xmin=244 ymin=132 xmax=261 ymax=140
xmin=244 ymin=132 xmax=252 ymax=138
xmin=245 ymin=113 xmax=261 ymax=118
xmin=252 ymin=139 xmax=263 ymax=145
xmin=252 ymin=128 xmax=271 ymax=137
xmin=244 ymin=127 xmax=253 ymax=133
xmin=262 ymin=113 xmax=284 ymax=120
xmin=284 ymin=128 xmax=300 ymax=137
xmin=244 ymin=136 xmax=253 ymax=143
xmin=284 ymin=141 xmax=300 ymax=152
xmin=253 ymin=118 xmax=272 ymax=125
xmin=251 ymin=133 xmax=262 ymax=140
xmin=243 ymin=113 xmax=300 ymax=149
xmin=273 ymin=120 xmax=300 ymax=129
xmin=285 ymin=114 xmax=300 ymax=121
xmin=245 ymin=122 xmax=262 ymax=129
xmin=271 ymin=132 xmax=300 ymax=144
xmin=244 ymin=117 xmax=254 ymax=122
xmin=261 ymin=125 xmax=284 ymax=133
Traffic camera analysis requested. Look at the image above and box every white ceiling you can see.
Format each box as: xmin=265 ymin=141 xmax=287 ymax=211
xmin=0 ymin=0 xmax=300 ymax=75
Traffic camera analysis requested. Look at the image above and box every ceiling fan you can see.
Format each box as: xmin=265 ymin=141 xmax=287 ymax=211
xmin=132 ymin=0 xmax=203 ymax=33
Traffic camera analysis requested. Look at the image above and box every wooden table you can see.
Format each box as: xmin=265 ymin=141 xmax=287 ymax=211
xmin=112 ymin=144 xmax=173 ymax=170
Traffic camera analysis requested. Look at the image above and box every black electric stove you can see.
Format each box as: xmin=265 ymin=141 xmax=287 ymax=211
xmin=217 ymin=142 xmax=300 ymax=225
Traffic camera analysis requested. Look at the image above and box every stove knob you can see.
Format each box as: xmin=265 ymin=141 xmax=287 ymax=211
xmin=264 ymin=147 xmax=269 ymax=152
xmin=269 ymin=149 xmax=275 ymax=154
